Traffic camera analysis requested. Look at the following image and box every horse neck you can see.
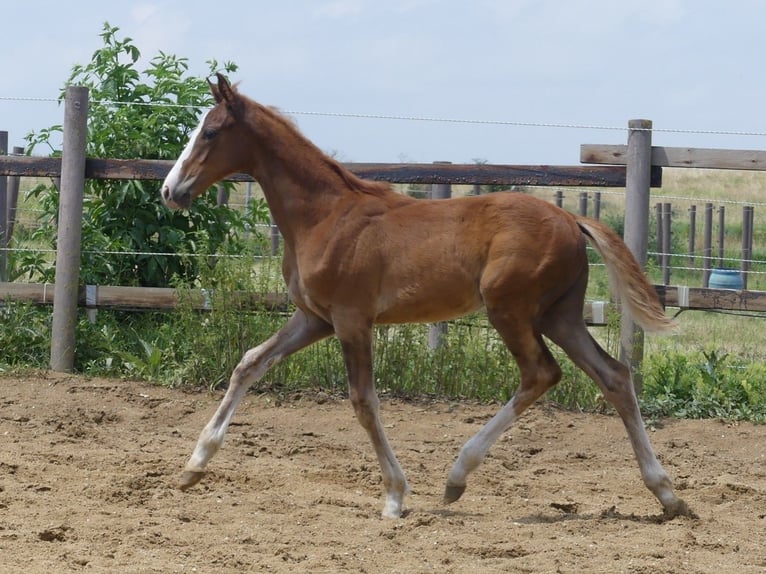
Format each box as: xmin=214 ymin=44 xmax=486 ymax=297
xmin=255 ymin=169 xmax=335 ymax=245
xmin=242 ymin=105 xmax=379 ymax=244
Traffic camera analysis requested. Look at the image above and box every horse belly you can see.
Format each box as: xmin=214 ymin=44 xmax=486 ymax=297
xmin=374 ymin=280 xmax=483 ymax=324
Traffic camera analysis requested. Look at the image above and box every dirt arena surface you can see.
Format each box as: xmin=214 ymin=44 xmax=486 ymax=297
xmin=1 ymin=372 xmax=764 ymax=573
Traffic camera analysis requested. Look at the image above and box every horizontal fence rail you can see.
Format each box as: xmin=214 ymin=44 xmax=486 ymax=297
xmin=0 ymin=282 xmax=289 ymax=312
xmin=4 ymin=282 xmax=766 ymax=321
xmin=655 ymin=285 xmax=766 ymax=312
xmin=581 ymin=144 xmax=766 ymax=170
xmin=0 ymin=155 xmax=662 ymax=187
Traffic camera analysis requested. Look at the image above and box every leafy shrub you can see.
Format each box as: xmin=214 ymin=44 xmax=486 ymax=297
xmin=17 ymin=22 xmax=269 ymax=287
xmin=0 ymin=303 xmax=51 ymax=369
xmin=641 ymin=349 xmax=766 ymax=423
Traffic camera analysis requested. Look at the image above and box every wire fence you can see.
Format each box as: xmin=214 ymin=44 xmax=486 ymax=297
xmin=6 ymin=94 xmax=766 ymax=137
xmin=4 ymin=94 xmax=766 ymax=287
xmin=6 ymin=185 xmax=766 ymax=286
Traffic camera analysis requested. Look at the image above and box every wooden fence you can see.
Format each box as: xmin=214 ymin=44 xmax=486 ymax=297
xmin=3 ymin=86 xmax=766 ymax=377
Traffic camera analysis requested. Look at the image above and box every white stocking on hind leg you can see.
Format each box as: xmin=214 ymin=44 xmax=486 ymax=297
xmin=179 ymin=310 xmax=333 ymax=490
xmin=445 ymin=313 xmax=562 ymax=503
xmin=544 ymin=314 xmax=693 ymax=518
xmin=443 ymin=305 xmax=693 ymax=519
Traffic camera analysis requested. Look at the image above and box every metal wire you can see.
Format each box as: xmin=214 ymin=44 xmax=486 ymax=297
xmin=4 ymin=94 xmax=766 ymax=137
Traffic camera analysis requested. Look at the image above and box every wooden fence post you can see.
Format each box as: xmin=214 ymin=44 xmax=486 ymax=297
xmin=0 ymin=131 xmax=7 ymax=282
xmin=50 ymin=86 xmax=88 ymax=372
xmin=429 ymin=162 xmax=451 ymax=350
xmin=619 ymin=119 xmax=652 ymax=392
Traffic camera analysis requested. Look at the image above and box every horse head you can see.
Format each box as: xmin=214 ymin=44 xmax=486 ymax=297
xmin=161 ymin=73 xmax=247 ymax=209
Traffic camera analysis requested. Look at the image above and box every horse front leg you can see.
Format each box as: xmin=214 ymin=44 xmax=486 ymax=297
xmin=338 ymin=328 xmax=408 ymax=518
xmin=179 ymin=309 xmax=333 ymax=490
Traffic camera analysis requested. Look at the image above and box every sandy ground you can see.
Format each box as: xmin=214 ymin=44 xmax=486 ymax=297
xmin=1 ymin=372 xmax=765 ymax=573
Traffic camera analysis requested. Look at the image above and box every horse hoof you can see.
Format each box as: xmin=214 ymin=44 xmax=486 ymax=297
xmin=443 ymin=484 xmax=466 ymax=504
xmin=663 ymin=498 xmax=697 ymax=520
xmin=381 ymin=506 xmax=403 ymax=519
xmin=179 ymin=469 xmax=205 ymax=491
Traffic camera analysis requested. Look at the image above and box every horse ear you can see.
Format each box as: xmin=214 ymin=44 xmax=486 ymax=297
xmin=215 ymin=72 xmax=244 ymax=118
xmin=208 ymin=77 xmax=222 ymax=103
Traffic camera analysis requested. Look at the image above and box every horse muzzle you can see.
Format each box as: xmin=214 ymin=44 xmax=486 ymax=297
xmin=161 ymin=182 xmax=194 ymax=210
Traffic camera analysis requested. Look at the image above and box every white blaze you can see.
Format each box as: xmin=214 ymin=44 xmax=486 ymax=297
xmin=162 ymin=109 xmax=210 ymax=196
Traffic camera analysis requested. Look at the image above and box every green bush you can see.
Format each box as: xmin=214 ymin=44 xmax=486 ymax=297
xmin=15 ymin=23 xmax=269 ymax=287
xmin=641 ymin=349 xmax=766 ymax=423
xmin=0 ymin=303 xmax=51 ymax=369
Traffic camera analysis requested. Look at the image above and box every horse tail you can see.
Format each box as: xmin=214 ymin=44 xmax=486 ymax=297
xmin=576 ymin=217 xmax=675 ymax=332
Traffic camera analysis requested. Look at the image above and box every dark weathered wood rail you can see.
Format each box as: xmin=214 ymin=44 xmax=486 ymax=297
xmin=0 ymin=155 xmax=662 ymax=187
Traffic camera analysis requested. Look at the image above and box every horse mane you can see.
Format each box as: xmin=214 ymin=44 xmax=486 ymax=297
xmin=247 ymin=97 xmax=391 ymax=196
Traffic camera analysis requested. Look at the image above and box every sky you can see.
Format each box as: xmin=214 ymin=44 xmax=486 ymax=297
xmin=2 ymin=0 xmax=766 ymax=165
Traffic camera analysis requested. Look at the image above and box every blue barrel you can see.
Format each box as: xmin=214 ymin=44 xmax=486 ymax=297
xmin=709 ymin=268 xmax=743 ymax=290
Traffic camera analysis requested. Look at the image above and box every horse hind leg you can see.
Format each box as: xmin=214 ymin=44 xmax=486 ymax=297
xmin=445 ymin=313 xmax=562 ymax=504
xmin=179 ymin=310 xmax=333 ymax=490
xmin=542 ymin=310 xmax=693 ymax=519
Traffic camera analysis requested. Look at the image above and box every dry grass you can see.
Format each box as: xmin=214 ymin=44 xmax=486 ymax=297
xmin=661 ymin=167 xmax=766 ymax=203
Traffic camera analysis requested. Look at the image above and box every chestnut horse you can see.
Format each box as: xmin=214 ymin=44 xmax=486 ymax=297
xmin=161 ymin=73 xmax=691 ymax=519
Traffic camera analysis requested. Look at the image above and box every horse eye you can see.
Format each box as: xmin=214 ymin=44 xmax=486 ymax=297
xmin=202 ymin=128 xmax=218 ymax=141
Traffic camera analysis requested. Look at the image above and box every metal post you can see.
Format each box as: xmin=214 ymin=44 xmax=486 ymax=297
xmin=244 ymin=181 xmax=253 ymax=240
xmin=6 ymin=146 xmax=23 ymax=247
xmin=578 ymin=192 xmax=588 ymax=217
xmin=216 ymin=183 xmax=228 ymax=206
xmin=619 ymin=119 xmax=652 ymax=392
xmin=741 ymin=205 xmax=753 ymax=289
xmin=717 ymin=206 xmax=725 ymax=267
xmin=703 ymin=203 xmax=713 ymax=287
xmin=429 ymin=162 xmax=451 ymax=350
xmin=593 ymin=191 xmax=601 ymax=220
xmin=654 ymin=203 xmax=663 ymax=266
xmin=662 ymin=203 xmax=671 ymax=285
xmin=431 ymin=169 xmax=451 ymax=200
xmin=50 ymin=86 xmax=88 ymax=372
xmin=688 ymin=205 xmax=696 ymax=266
xmin=270 ymin=212 xmax=280 ymax=256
